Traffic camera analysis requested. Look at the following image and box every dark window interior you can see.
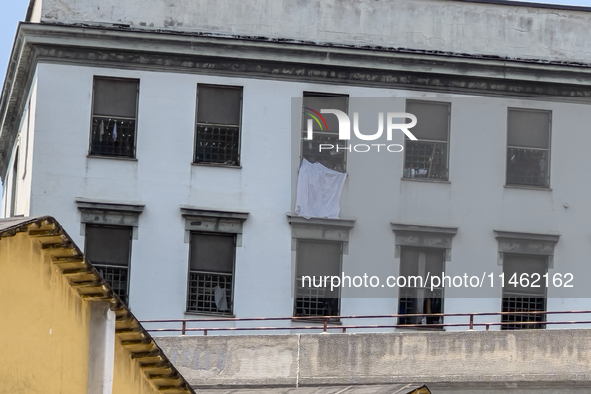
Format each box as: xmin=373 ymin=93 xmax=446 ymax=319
xmin=398 ymin=247 xmax=445 ymax=326
xmin=85 ymin=224 xmax=132 ymax=304
xmin=302 ymin=92 xmax=348 ymax=173
xmin=195 ymin=85 xmax=242 ymax=166
xmin=404 ymin=100 xmax=450 ymax=181
xmin=90 ymin=77 xmax=139 ymax=158
xmin=187 ymin=233 xmax=236 ymax=315
xmin=294 ymin=240 xmax=342 ymax=318
xmin=501 ymin=254 xmax=547 ymax=330
xmin=506 ymin=109 xmax=551 ymax=188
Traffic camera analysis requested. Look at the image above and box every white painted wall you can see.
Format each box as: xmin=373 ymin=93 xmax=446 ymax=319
xmin=1 ymin=75 xmax=37 ymax=218
xmin=18 ymin=61 xmax=591 ymax=331
xmin=37 ymin=0 xmax=591 ymax=64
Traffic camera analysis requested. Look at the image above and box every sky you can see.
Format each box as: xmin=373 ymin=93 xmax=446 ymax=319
xmin=0 ymin=0 xmax=590 ymax=205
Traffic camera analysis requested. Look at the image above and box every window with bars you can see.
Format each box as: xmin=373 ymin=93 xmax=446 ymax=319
xmin=195 ymin=85 xmax=242 ymax=166
xmin=404 ymin=100 xmax=450 ymax=181
xmin=397 ymin=247 xmax=445 ymax=327
xmin=302 ymin=93 xmax=348 ymax=173
xmin=294 ymin=240 xmax=341 ymax=318
xmin=506 ymin=108 xmax=551 ymax=188
xmin=501 ymin=254 xmax=547 ymax=330
xmin=84 ymin=225 xmax=132 ymax=305
xmin=187 ymin=233 xmax=235 ymax=315
xmin=90 ymin=77 xmax=139 ymax=158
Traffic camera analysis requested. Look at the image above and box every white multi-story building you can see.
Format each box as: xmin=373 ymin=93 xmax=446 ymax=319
xmin=2 ymin=0 xmax=591 ymax=331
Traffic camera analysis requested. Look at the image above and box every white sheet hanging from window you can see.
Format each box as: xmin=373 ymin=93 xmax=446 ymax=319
xmin=295 ymin=159 xmax=347 ymax=219
xmin=214 ymin=285 xmax=229 ymax=311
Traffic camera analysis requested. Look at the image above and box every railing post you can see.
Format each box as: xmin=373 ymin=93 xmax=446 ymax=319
xmin=486 ymin=324 xmax=489 ymax=331
xmin=323 ymin=318 xmax=328 ymax=333
xmin=342 ymin=327 xmax=346 ymax=333
xmin=469 ymin=314 xmax=474 ymax=330
xmin=203 ymin=329 xmax=208 ymax=336
xmin=181 ymin=321 xmax=186 ymax=336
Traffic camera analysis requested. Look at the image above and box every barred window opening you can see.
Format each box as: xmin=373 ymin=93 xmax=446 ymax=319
xmin=90 ymin=77 xmax=138 ymax=158
xmin=95 ymin=265 xmax=129 ymax=305
xmin=187 ymin=233 xmax=235 ymax=315
xmin=501 ymin=254 xmax=547 ymax=330
xmin=187 ymin=271 xmax=233 ymax=315
xmin=506 ymin=108 xmax=551 ymax=188
xmin=90 ymin=117 xmax=136 ymax=157
xmin=84 ymin=224 xmax=133 ymax=305
xmin=302 ymin=93 xmax=348 ymax=173
xmin=294 ymin=240 xmax=342 ymax=319
xmin=404 ymin=100 xmax=450 ymax=181
xmin=195 ymin=85 xmax=242 ymax=166
xmin=397 ymin=247 xmax=445 ymax=327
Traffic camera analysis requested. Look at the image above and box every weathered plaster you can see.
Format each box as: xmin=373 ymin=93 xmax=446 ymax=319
xmin=36 ymin=0 xmax=591 ymax=64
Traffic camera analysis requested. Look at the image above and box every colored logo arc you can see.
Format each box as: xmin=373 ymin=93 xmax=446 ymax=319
xmin=302 ymin=107 xmax=329 ymax=132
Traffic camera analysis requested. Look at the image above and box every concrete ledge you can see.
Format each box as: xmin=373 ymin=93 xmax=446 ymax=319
xmin=156 ymin=330 xmax=591 ymax=388
xmin=156 ymin=335 xmax=299 ymax=387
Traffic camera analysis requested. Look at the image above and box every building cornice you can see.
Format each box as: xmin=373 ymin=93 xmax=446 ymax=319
xmin=3 ymin=22 xmax=591 ymax=180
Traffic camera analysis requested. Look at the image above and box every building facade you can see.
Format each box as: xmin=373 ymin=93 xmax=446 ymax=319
xmin=2 ymin=0 xmax=591 ymax=330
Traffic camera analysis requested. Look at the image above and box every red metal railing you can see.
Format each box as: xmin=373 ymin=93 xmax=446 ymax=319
xmin=139 ymin=310 xmax=591 ymax=336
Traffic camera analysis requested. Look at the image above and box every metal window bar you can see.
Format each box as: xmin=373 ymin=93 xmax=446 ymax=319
xmin=90 ymin=116 xmax=136 ymax=158
xmin=404 ymin=140 xmax=448 ymax=180
xmin=195 ymin=124 xmax=240 ymax=165
xmin=94 ymin=264 xmax=129 ymax=305
xmin=187 ymin=271 xmax=233 ymax=315
xmin=506 ymin=147 xmax=549 ymax=187
xmin=398 ymin=290 xmax=444 ymax=326
xmin=501 ymin=295 xmax=546 ymax=330
xmin=294 ymin=278 xmax=340 ymax=318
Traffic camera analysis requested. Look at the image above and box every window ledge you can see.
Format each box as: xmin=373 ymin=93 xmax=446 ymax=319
xmin=504 ymin=184 xmax=552 ymax=191
xmin=494 ymin=230 xmax=560 ymax=243
xmin=291 ymin=317 xmax=342 ymax=325
xmin=181 ymin=206 xmax=249 ymax=221
xmin=391 ymin=222 xmax=458 ymax=235
xmin=184 ymin=311 xmax=235 ymax=318
xmin=87 ymin=155 xmax=137 ymax=161
xmin=396 ymin=325 xmax=445 ymax=331
xmin=401 ymin=177 xmax=450 ymax=184
xmin=75 ymin=197 xmax=145 ymax=213
xmin=192 ymin=162 xmax=242 ymax=169
xmin=287 ymin=214 xmax=356 ymax=229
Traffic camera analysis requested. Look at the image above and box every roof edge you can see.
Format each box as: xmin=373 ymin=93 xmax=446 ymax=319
xmin=25 ymin=0 xmax=36 ymax=22
xmin=449 ymin=0 xmax=591 ymax=13
xmin=0 ymin=215 xmax=196 ymax=394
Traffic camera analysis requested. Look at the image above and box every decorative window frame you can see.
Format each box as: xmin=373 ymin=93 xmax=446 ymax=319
xmin=75 ymin=197 xmax=145 ymax=239
xmin=287 ymin=215 xmax=355 ymax=254
xmin=493 ymin=230 xmax=560 ymax=268
xmin=181 ymin=206 xmax=249 ymax=246
xmin=391 ymin=223 xmax=458 ymax=261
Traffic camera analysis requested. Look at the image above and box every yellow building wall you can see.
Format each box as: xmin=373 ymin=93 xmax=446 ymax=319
xmin=0 ymin=232 xmax=91 ymax=394
xmin=112 ymin=337 xmax=162 ymax=394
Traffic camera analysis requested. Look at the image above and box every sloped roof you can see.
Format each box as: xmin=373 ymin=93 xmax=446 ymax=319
xmin=0 ymin=215 xmax=196 ymax=394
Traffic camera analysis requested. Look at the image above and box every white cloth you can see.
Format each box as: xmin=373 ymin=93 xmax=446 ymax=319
xmin=295 ymin=159 xmax=347 ymax=219
xmin=112 ymin=122 xmax=117 ymax=140
xmin=214 ymin=285 xmax=228 ymax=311
xmin=99 ymin=120 xmax=105 ymax=142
